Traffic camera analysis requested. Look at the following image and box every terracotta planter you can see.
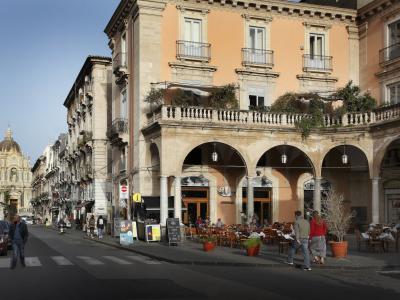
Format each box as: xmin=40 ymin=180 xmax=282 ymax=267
xmin=246 ymin=245 xmax=260 ymax=256
xmin=203 ymin=241 xmax=215 ymax=252
xmin=330 ymin=241 xmax=348 ymax=258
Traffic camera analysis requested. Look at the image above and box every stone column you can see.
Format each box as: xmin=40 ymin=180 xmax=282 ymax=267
xmin=372 ymin=178 xmax=380 ymax=224
xmin=313 ymin=177 xmax=321 ymax=212
xmin=247 ymin=176 xmax=254 ymax=222
xmin=174 ymin=176 xmax=181 ymax=222
xmin=160 ymin=175 xmax=168 ymax=226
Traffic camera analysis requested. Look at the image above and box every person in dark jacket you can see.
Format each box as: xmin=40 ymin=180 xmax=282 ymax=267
xmin=96 ymin=216 xmax=106 ymax=239
xmin=9 ymin=215 xmax=29 ymax=269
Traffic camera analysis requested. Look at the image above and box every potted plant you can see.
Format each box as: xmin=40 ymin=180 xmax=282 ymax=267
xmin=322 ymin=190 xmax=355 ymax=258
xmin=201 ymin=236 xmax=217 ymax=252
xmin=244 ymin=232 xmax=263 ymax=256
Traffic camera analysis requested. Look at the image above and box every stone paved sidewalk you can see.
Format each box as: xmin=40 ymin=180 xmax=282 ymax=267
xmin=69 ymin=228 xmax=400 ymax=270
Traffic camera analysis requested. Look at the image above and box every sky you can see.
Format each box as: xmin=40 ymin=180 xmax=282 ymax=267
xmin=0 ymin=0 xmax=119 ymax=163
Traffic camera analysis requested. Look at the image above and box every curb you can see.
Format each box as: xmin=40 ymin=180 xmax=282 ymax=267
xmin=82 ymin=236 xmax=400 ymax=271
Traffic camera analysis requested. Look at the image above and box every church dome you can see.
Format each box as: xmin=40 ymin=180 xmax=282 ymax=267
xmin=0 ymin=128 xmax=21 ymax=154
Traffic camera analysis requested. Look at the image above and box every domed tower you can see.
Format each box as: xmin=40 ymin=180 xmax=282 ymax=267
xmin=0 ymin=127 xmax=32 ymax=219
xmin=0 ymin=128 xmax=22 ymax=154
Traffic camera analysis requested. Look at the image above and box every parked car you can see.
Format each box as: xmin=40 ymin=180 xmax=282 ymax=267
xmin=0 ymin=220 xmax=10 ymax=256
xmin=21 ymin=216 xmax=33 ymax=225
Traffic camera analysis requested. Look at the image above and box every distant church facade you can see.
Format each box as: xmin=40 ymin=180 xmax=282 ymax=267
xmin=0 ymin=128 xmax=32 ymax=219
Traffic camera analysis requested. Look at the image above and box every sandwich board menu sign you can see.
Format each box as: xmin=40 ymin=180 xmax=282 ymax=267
xmin=166 ymin=218 xmax=181 ymax=245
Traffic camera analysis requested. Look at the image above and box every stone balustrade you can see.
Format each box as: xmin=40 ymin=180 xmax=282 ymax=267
xmin=145 ymin=104 xmax=400 ymax=130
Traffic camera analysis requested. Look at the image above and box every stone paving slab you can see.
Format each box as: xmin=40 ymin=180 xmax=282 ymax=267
xmin=39 ymin=225 xmax=400 ymax=270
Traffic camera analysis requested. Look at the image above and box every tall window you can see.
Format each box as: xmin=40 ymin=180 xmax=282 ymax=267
xmin=121 ymin=33 xmax=127 ymax=66
xmin=309 ymin=33 xmax=325 ymax=69
xmin=184 ymin=18 xmax=202 ymax=56
xmin=248 ymin=26 xmax=266 ymax=64
xmin=248 ymin=87 xmax=266 ymax=108
xmin=120 ymin=90 xmax=127 ymax=120
xmin=388 ymin=82 xmax=400 ymax=104
xmin=388 ymin=19 xmax=400 ymax=61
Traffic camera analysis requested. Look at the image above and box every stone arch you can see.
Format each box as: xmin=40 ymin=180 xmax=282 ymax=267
xmin=321 ymin=142 xmax=372 ymax=178
xmin=250 ymin=142 xmax=317 ymax=176
xmin=177 ymin=140 xmax=250 ymax=176
xmin=372 ymin=135 xmax=400 ymax=178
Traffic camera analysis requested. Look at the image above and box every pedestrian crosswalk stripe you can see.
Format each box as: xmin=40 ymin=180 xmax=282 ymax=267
xmin=76 ymin=256 xmax=104 ymax=265
xmin=102 ymin=256 xmax=132 ymax=265
xmin=51 ymin=256 xmax=73 ymax=266
xmin=125 ymin=255 xmax=162 ymax=265
xmin=25 ymin=257 xmax=42 ymax=267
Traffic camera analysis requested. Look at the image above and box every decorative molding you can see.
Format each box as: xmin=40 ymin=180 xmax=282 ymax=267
xmin=296 ymin=73 xmax=338 ymax=83
xmin=169 ymin=61 xmax=217 ymax=72
xmin=176 ymin=4 xmax=210 ymax=15
xmin=346 ymin=25 xmax=359 ymax=40
xmin=241 ymin=13 xmax=273 ymax=23
xmin=235 ymin=68 xmax=279 ymax=79
xmin=303 ymin=21 xmax=332 ymax=30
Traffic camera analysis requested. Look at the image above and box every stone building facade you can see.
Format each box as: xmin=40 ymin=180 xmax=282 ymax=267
xmin=0 ymin=128 xmax=32 ymax=219
xmin=63 ymin=56 xmax=112 ymax=222
xmin=102 ymin=0 xmax=400 ymax=228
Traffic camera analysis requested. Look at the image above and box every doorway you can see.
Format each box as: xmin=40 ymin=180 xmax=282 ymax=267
xmin=182 ymin=188 xmax=209 ymax=225
xmin=242 ymin=187 xmax=272 ymax=225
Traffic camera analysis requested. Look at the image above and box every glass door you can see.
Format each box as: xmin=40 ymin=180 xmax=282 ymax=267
xmin=249 ymin=26 xmax=265 ymax=64
xmin=184 ymin=18 xmax=202 ymax=57
xmin=309 ymin=34 xmax=324 ymax=69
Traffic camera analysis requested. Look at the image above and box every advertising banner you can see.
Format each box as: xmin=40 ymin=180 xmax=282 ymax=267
xmin=120 ymin=220 xmax=134 ymax=245
xmin=146 ymin=224 xmax=161 ymax=242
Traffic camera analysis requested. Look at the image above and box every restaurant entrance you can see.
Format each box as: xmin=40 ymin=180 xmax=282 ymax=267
xmin=242 ymin=187 xmax=272 ymax=225
xmin=182 ymin=187 xmax=209 ymax=225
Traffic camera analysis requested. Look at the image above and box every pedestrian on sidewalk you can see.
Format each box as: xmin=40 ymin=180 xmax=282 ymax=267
xmin=97 ymin=215 xmax=106 ymax=239
xmin=309 ymin=211 xmax=327 ymax=265
xmin=286 ymin=210 xmax=311 ymax=271
xmin=9 ymin=215 xmax=29 ymax=269
xmin=89 ymin=215 xmax=96 ymax=238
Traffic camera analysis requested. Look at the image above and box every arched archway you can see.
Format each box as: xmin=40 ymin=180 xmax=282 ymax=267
xmin=322 ymin=145 xmax=370 ymax=224
xmin=256 ymin=145 xmax=315 ymax=222
xmin=379 ymin=138 xmax=400 ymax=224
xmin=180 ymin=142 xmax=248 ymax=225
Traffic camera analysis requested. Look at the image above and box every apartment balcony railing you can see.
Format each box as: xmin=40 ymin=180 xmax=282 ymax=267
xmin=242 ymin=48 xmax=274 ymax=67
xmin=107 ymin=118 xmax=128 ymax=140
xmin=146 ymin=104 xmax=400 ymax=130
xmin=176 ymin=40 xmax=211 ymax=62
xmin=113 ymin=52 xmax=127 ymax=74
xmin=77 ymin=131 xmax=93 ymax=148
xmin=379 ymin=43 xmax=400 ymax=65
xmin=303 ymin=54 xmax=333 ymax=72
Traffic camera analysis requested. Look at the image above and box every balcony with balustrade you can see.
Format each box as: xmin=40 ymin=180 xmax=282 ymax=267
xmin=144 ymin=103 xmax=400 ymax=135
xmin=107 ymin=118 xmax=128 ymax=145
xmin=113 ymin=52 xmax=128 ymax=85
xmin=302 ymin=54 xmax=332 ymax=73
xmin=176 ymin=40 xmax=211 ymax=62
xmin=379 ymin=43 xmax=400 ymax=67
xmin=242 ymin=48 xmax=274 ymax=68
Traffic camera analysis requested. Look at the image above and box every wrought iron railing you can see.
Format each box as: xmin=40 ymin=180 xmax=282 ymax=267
xmin=302 ymin=54 xmax=332 ymax=72
xmin=242 ymin=48 xmax=274 ymax=67
xmin=176 ymin=40 xmax=211 ymax=62
xmin=379 ymin=42 xmax=400 ymax=65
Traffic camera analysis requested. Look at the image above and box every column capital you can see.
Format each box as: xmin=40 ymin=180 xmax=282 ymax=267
xmin=371 ymin=177 xmax=381 ymax=182
xmin=160 ymin=175 xmax=168 ymax=178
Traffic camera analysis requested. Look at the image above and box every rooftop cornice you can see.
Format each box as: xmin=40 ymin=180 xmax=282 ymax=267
xmin=104 ymin=0 xmax=357 ymax=39
xmin=63 ymin=55 xmax=112 ymax=109
xmin=358 ymin=0 xmax=399 ymax=21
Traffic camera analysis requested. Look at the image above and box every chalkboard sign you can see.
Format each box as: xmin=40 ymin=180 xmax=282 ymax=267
xmin=166 ymin=218 xmax=181 ymax=245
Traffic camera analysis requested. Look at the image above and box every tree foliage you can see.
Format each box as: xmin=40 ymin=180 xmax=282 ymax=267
xmin=209 ymin=84 xmax=239 ymax=109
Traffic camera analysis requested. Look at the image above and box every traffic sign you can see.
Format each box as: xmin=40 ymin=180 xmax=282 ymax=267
xmin=120 ymin=184 xmax=129 ymax=199
xmin=133 ymin=192 xmax=141 ymax=203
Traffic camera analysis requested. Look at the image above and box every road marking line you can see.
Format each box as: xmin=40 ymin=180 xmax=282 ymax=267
xmin=378 ymin=270 xmax=400 ymax=274
xmin=76 ymin=256 xmax=104 ymax=265
xmin=51 ymin=256 xmax=74 ymax=266
xmin=25 ymin=257 xmax=42 ymax=267
xmin=102 ymin=256 xmax=132 ymax=265
xmin=0 ymin=258 xmax=10 ymax=268
xmin=125 ymin=255 xmax=162 ymax=265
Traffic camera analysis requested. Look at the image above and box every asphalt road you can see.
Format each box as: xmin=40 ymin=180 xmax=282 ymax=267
xmin=0 ymin=226 xmax=399 ymax=300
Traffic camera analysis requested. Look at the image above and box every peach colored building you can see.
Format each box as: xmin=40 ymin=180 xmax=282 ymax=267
xmin=104 ymin=0 xmax=400 ymax=229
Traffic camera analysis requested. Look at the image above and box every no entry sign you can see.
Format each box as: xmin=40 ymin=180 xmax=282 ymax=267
xmin=120 ymin=184 xmax=129 ymax=199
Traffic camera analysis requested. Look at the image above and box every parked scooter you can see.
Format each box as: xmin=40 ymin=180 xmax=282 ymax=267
xmin=58 ymin=219 xmax=66 ymax=234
